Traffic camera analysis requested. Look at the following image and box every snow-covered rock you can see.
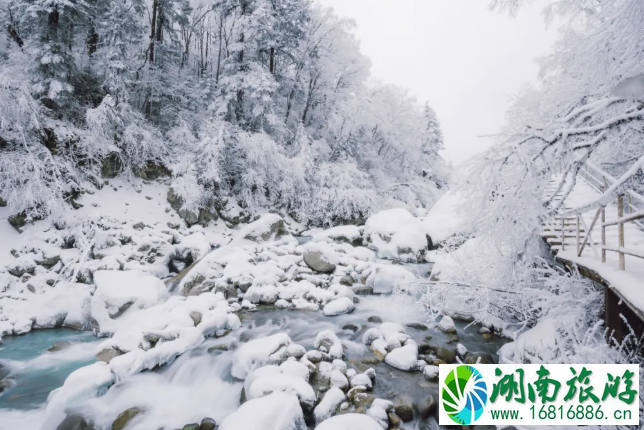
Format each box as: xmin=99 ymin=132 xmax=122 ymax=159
xmin=423 ymin=365 xmax=439 ymax=381
xmin=315 ymin=413 xmax=383 ymax=430
xmin=363 ymin=208 xmax=429 ymax=262
xmin=219 ymin=391 xmax=306 ymax=430
xmin=311 ymin=225 xmax=363 ymax=247
xmin=314 ymin=387 xmax=346 ymax=424
xmin=301 ymin=242 xmax=339 ymax=273
xmin=422 ymin=189 xmax=468 ymax=243
xmin=231 ymin=333 xmax=292 ymax=379
xmin=323 ymin=297 xmax=355 ymax=316
xmin=314 ymin=330 xmax=343 ymax=360
xmin=91 ymin=270 xmax=169 ymax=335
xmin=245 ymin=361 xmax=316 ymax=410
xmin=437 ymin=316 xmax=456 ymax=334
xmin=45 ymin=362 xmax=115 ymax=426
xmin=384 ymin=340 xmax=419 ymax=371
xmin=366 ymin=265 xmax=417 ymax=294
xmin=233 ymin=214 xmax=291 ymax=244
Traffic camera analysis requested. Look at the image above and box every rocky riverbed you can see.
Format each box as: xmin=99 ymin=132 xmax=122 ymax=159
xmin=0 ymin=180 xmax=508 ymax=430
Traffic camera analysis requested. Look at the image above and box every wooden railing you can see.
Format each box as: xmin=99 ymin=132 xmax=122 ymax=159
xmin=547 ymin=162 xmax=644 ymax=271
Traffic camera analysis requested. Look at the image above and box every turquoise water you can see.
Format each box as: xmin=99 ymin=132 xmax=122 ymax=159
xmin=0 ymin=329 xmax=99 ymax=410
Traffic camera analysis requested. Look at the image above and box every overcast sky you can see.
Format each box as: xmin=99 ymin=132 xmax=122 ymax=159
xmin=316 ymin=0 xmax=557 ymax=164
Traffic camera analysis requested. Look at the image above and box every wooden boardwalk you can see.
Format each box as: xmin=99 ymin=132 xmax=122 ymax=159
xmin=541 ymin=163 xmax=644 ymax=343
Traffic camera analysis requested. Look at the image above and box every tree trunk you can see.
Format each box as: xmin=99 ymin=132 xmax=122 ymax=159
xmin=149 ymin=0 xmax=158 ymax=63
xmin=270 ymin=47 xmax=275 ymax=74
xmin=87 ymin=27 xmax=98 ymax=56
xmin=7 ymin=24 xmax=23 ymax=47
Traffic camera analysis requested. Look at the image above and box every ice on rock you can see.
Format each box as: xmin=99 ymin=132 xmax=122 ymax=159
xmin=323 ymin=297 xmax=355 ymax=316
xmin=245 ymin=362 xmax=316 ymax=410
xmin=366 ymin=265 xmax=417 ymax=294
xmin=314 ymin=330 xmax=343 ymax=360
xmin=231 ymin=333 xmax=292 ymax=379
xmin=90 ymin=270 xmax=169 ymax=334
xmin=315 ymin=413 xmax=383 ymax=430
xmin=219 ymin=391 xmax=306 ymax=430
xmin=384 ymin=340 xmax=419 ymax=371
xmin=314 ymin=387 xmax=346 ymax=424
xmin=363 ymin=208 xmax=428 ymax=262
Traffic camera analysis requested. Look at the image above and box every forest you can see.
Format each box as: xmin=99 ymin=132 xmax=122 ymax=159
xmin=0 ymin=0 xmax=447 ymax=227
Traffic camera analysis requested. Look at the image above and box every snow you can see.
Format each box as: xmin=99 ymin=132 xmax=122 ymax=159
xmin=245 ymin=362 xmax=316 ymax=410
xmin=231 ymin=333 xmax=292 ymax=379
xmin=44 ymin=362 xmax=115 ymax=428
xmin=423 ymin=365 xmax=439 ymax=380
xmin=437 ymin=315 xmax=456 ymax=333
xmin=314 ymin=387 xmax=345 ymax=424
xmin=315 ymin=414 xmax=383 ymax=430
xmin=366 ymin=264 xmax=417 ymax=294
xmin=349 ymin=373 xmax=373 ymax=390
xmin=384 ymin=340 xmax=419 ymax=371
xmin=311 ymin=225 xmax=362 ymax=245
xmin=91 ymin=270 xmax=169 ymax=335
xmin=422 ymin=188 xmax=468 ymax=243
xmin=363 ymin=208 xmax=428 ymax=262
xmin=232 ymin=213 xmax=293 ymax=245
xmin=323 ymin=297 xmax=355 ymax=316
xmin=175 ymin=232 xmax=211 ymax=261
xmin=313 ymin=330 xmax=343 ymax=360
xmin=219 ymin=391 xmax=306 ymax=430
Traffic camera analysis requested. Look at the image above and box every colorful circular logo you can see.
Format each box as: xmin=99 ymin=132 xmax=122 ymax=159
xmin=441 ymin=365 xmax=488 ymax=425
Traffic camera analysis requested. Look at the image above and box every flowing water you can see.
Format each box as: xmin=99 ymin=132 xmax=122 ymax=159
xmin=0 ymin=261 xmax=508 ymax=430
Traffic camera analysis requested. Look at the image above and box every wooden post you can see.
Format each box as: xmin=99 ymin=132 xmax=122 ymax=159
xmin=576 ymin=214 xmax=581 ymax=256
xmin=618 ymin=194 xmax=625 ymax=270
xmin=561 ymin=216 xmax=565 ymax=251
xmin=601 ymin=176 xmax=607 ymax=263
xmin=601 ymin=206 xmax=606 ymax=263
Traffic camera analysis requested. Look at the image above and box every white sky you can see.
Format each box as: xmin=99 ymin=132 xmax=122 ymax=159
xmin=316 ymin=0 xmax=557 ymax=164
